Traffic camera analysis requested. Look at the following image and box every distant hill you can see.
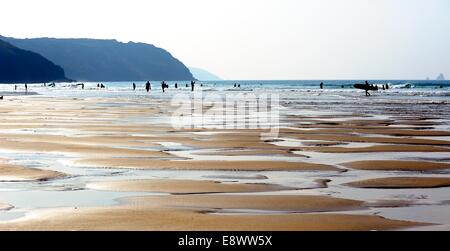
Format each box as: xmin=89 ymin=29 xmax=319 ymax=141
xmin=189 ymin=67 xmax=222 ymax=81
xmin=1 ymin=36 xmax=194 ymax=82
xmin=436 ymin=73 xmax=445 ymax=81
xmin=0 ymin=39 xmax=68 ymax=83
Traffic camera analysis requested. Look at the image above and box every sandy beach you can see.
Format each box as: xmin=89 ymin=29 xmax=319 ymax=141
xmin=0 ymin=84 xmax=449 ymax=231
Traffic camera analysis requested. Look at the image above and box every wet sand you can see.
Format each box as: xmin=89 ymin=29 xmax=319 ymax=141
xmin=342 ymin=160 xmax=450 ymax=172
xmin=0 ymin=91 xmax=448 ymax=231
xmin=345 ymin=177 xmax=450 ymax=189
xmin=87 ymin=179 xmax=293 ymax=194
xmin=0 ymin=159 xmax=65 ymax=182
xmin=76 ymin=158 xmax=340 ymax=171
xmin=0 ymin=195 xmax=421 ymax=231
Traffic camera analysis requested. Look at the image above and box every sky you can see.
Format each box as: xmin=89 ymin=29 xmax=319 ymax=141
xmin=1 ymin=0 xmax=449 ymax=80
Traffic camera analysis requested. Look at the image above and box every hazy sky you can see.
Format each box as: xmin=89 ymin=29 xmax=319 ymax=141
xmin=2 ymin=0 xmax=449 ymax=80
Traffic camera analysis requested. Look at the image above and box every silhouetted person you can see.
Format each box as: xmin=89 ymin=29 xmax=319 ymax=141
xmin=133 ymin=83 xmax=136 ymax=91
xmin=382 ymin=84 xmax=386 ymax=90
xmin=186 ymin=84 xmax=188 ymax=88
xmin=341 ymin=85 xmax=344 ymax=88
xmin=145 ymin=81 xmax=151 ymax=92
xmin=191 ymin=81 xmax=195 ymax=92
xmin=97 ymin=84 xmax=100 ymax=88
xmin=161 ymin=81 xmax=168 ymax=92
xmin=320 ymin=82 xmax=324 ymax=89
xmin=365 ymin=81 xmax=371 ymax=96
xmin=81 ymin=83 xmax=85 ymax=89
xmin=100 ymin=84 xmax=105 ymax=89
xmin=386 ymin=84 xmax=389 ymax=90
xmin=234 ymin=83 xmax=237 ymax=88
xmin=200 ymin=84 xmax=203 ymax=87
xmin=14 ymin=85 xmax=17 ymax=91
xmin=175 ymin=83 xmax=178 ymax=89
xmin=25 ymin=84 xmax=28 ymax=92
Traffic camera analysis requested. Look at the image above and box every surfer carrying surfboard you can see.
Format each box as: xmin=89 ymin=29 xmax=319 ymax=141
xmin=354 ymin=81 xmax=378 ymax=96
xmin=364 ymin=81 xmax=370 ymax=96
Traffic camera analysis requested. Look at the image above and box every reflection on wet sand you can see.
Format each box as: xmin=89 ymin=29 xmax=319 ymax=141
xmin=0 ymin=88 xmax=449 ymax=230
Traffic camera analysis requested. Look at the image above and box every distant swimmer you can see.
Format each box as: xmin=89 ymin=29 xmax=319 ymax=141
xmin=386 ymin=84 xmax=389 ymax=90
xmin=191 ymin=81 xmax=195 ymax=92
xmin=382 ymin=84 xmax=386 ymax=90
xmin=175 ymin=83 xmax=178 ymax=89
xmin=97 ymin=83 xmax=100 ymax=88
xmin=341 ymin=85 xmax=344 ymax=88
xmin=100 ymin=84 xmax=105 ymax=89
xmin=186 ymin=83 xmax=189 ymax=88
xmin=145 ymin=81 xmax=151 ymax=92
xmin=238 ymin=84 xmax=241 ymax=88
xmin=81 ymin=83 xmax=85 ymax=90
xmin=320 ymin=82 xmax=324 ymax=89
xmin=14 ymin=85 xmax=17 ymax=91
xmin=133 ymin=83 xmax=136 ymax=91
xmin=234 ymin=83 xmax=237 ymax=88
xmin=25 ymin=84 xmax=28 ymax=92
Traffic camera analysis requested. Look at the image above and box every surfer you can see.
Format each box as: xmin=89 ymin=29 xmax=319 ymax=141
xmin=320 ymin=82 xmax=324 ymax=89
xmin=145 ymin=81 xmax=151 ymax=92
xmin=364 ymin=81 xmax=371 ymax=96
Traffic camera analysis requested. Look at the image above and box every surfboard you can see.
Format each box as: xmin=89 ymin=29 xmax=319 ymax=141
xmin=354 ymin=84 xmax=378 ymax=91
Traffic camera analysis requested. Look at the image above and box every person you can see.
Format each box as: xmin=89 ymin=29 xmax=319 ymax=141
xmin=341 ymin=85 xmax=344 ymax=88
xmin=382 ymin=84 xmax=386 ymax=90
xmin=175 ymin=83 xmax=178 ymax=89
xmin=238 ymin=84 xmax=241 ymax=88
xmin=25 ymin=84 xmax=28 ymax=92
xmin=81 ymin=83 xmax=85 ymax=90
xmin=320 ymin=82 xmax=324 ymax=89
xmin=234 ymin=83 xmax=237 ymax=88
xmin=14 ymin=85 xmax=17 ymax=91
xmin=186 ymin=83 xmax=189 ymax=88
xmin=100 ymin=84 xmax=105 ymax=89
xmin=161 ymin=81 xmax=168 ymax=93
xmin=97 ymin=83 xmax=100 ymax=88
xmin=145 ymin=81 xmax=151 ymax=92
xmin=191 ymin=81 xmax=195 ymax=92
xmin=133 ymin=83 xmax=136 ymax=91
xmin=364 ymin=81 xmax=371 ymax=96
xmin=386 ymin=83 xmax=389 ymax=90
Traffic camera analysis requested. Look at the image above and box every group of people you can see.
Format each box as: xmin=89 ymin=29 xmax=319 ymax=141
xmin=139 ymin=81 xmax=197 ymax=93
xmin=319 ymin=81 xmax=391 ymax=96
